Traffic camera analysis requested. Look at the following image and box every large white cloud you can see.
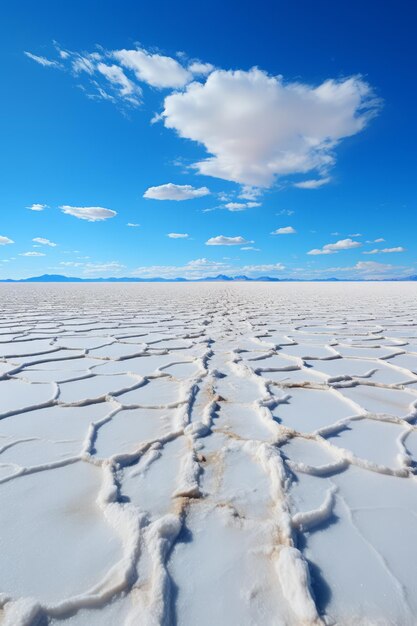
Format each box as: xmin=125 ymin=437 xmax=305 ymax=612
xmin=308 ymin=238 xmax=362 ymax=255
xmin=163 ymin=68 xmax=379 ymax=187
xmin=144 ymin=183 xmax=210 ymax=200
xmin=60 ymin=206 xmax=117 ymax=221
xmin=0 ymin=236 xmax=14 ymax=245
xmin=206 ymin=235 xmax=253 ymax=246
xmin=113 ymin=49 xmax=191 ymax=88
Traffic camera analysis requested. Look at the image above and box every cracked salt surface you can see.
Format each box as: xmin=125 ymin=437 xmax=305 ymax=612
xmin=1 ymin=282 xmax=417 ymax=625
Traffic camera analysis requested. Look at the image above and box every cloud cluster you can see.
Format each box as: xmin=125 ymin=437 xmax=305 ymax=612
xmin=60 ymin=206 xmax=117 ymax=221
xmin=26 ymin=43 xmax=380 ymax=191
xmin=308 ymin=238 xmax=362 ymax=255
xmin=144 ymin=183 xmax=210 ymax=200
xmin=25 ymin=45 xmax=215 ymax=107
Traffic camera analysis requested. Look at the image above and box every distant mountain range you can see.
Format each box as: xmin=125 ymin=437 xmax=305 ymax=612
xmin=1 ymin=274 xmax=417 ymax=283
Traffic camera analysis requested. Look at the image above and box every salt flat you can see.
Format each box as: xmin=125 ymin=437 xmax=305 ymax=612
xmin=0 ymin=282 xmax=417 ymax=625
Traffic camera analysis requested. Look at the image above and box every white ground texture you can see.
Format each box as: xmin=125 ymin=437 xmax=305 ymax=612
xmin=0 ymin=282 xmax=417 ymax=626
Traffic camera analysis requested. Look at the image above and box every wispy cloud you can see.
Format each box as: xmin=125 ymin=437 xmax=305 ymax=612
xmin=0 ymin=236 xmax=14 ymax=245
xmin=363 ymin=247 xmax=406 ymax=254
xmin=242 ymin=263 xmax=285 ymax=272
xmin=294 ymin=177 xmax=331 ymax=189
xmin=33 ymin=237 xmax=57 ymax=247
xmin=206 ymin=235 xmax=254 ymax=246
xmin=20 ymin=251 xmax=46 ymax=257
xmin=60 ymin=206 xmax=117 ymax=221
xmin=24 ymin=51 xmax=60 ymax=68
xmin=167 ymin=233 xmax=189 ymax=238
xmin=276 ymin=209 xmax=295 ymax=216
xmin=271 ymin=226 xmax=296 ymax=235
xmin=96 ymin=62 xmax=142 ymax=105
xmin=223 ymin=201 xmax=261 ymax=211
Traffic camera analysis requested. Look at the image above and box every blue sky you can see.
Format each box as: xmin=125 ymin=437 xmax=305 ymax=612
xmin=1 ymin=0 xmax=416 ymax=279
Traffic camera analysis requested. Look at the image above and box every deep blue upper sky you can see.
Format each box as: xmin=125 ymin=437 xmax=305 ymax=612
xmin=1 ymin=0 xmax=416 ymax=279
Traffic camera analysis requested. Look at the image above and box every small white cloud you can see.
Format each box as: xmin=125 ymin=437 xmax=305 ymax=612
xmin=60 ymin=206 xmax=117 ymax=221
xmin=26 ymin=203 xmax=48 ymax=211
xmin=348 ymin=233 xmax=362 ymax=237
xmin=271 ymin=226 xmax=296 ymax=235
xmin=241 ymin=246 xmax=260 ymax=251
xmin=206 ymin=235 xmax=254 ymax=246
xmin=354 ymin=261 xmax=395 ymax=273
xmin=224 ymin=201 xmax=261 ymax=211
xmin=363 ymin=247 xmax=406 ymax=254
xmin=144 ymin=183 xmax=210 ymax=201
xmin=113 ymin=48 xmax=191 ymax=88
xmin=238 ymin=186 xmax=263 ymax=201
xmin=167 ymin=233 xmax=189 ymax=238
xmin=294 ymin=177 xmax=331 ymax=189
xmin=374 ymin=237 xmax=385 ymax=243
xmin=20 ymin=251 xmax=46 ymax=257
xmin=308 ymin=238 xmax=362 ymax=255
xmin=24 ymin=51 xmax=59 ymax=67
xmin=32 ymin=237 xmax=57 ymax=247
xmin=0 ymin=236 xmax=14 ymax=245
xmin=189 ymin=61 xmax=214 ymax=75
xmin=127 ymin=223 xmax=140 ymax=227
